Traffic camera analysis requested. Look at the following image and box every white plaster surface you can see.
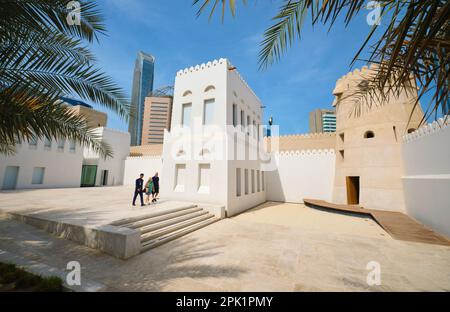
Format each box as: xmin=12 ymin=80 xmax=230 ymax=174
xmin=0 ymin=139 xmax=84 ymax=189
xmin=265 ymin=150 xmax=336 ymax=203
xmin=402 ymin=122 xmax=450 ymax=238
xmin=123 ymin=156 xmax=163 ymax=186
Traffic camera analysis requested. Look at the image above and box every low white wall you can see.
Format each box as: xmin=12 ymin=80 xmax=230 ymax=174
xmin=95 ymin=128 xmax=130 ymax=186
xmin=266 ymin=149 xmax=336 ymax=203
xmin=402 ymin=119 xmax=450 ymax=238
xmin=123 ymin=156 xmax=163 ymax=186
xmin=0 ymin=140 xmax=83 ymax=190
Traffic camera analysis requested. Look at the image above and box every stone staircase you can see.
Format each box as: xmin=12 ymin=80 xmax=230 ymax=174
xmin=111 ymin=205 xmax=220 ymax=252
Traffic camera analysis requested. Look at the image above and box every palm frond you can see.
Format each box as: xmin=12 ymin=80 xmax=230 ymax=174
xmin=258 ymin=1 xmax=308 ymax=70
xmin=193 ymin=0 xmax=247 ymax=22
xmin=0 ymin=0 xmax=129 ymax=157
xmin=193 ymin=0 xmax=450 ymax=126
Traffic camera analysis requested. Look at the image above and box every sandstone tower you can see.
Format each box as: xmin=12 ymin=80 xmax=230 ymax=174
xmin=332 ymin=65 xmax=424 ymax=211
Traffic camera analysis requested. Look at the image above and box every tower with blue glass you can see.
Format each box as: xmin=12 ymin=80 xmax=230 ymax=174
xmin=128 ymin=51 xmax=155 ymax=146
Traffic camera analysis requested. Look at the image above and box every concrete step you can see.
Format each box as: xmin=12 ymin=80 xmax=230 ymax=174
xmin=140 ymin=213 xmax=215 ymax=243
xmin=141 ymin=217 xmax=220 ymax=252
xmin=110 ymin=205 xmax=197 ymax=227
xmin=139 ymin=210 xmax=209 ymax=234
xmin=126 ymin=207 xmax=203 ymax=229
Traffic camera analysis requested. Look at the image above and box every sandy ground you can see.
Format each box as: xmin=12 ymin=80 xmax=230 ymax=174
xmin=0 ymin=187 xmax=449 ymax=291
xmin=232 ymin=202 xmax=389 ymax=239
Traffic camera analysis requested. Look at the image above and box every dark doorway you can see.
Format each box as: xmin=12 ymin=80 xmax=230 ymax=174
xmin=81 ymin=165 xmax=97 ymax=187
xmin=101 ymin=170 xmax=109 ymax=186
xmin=346 ymin=176 xmax=360 ymax=205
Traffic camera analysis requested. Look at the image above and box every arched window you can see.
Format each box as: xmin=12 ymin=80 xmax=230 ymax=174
xmin=204 ymin=85 xmax=215 ymax=93
xmin=407 ymin=128 xmax=416 ymax=134
xmin=182 ymin=90 xmax=192 ymax=97
xmin=364 ymin=131 xmax=375 ymax=139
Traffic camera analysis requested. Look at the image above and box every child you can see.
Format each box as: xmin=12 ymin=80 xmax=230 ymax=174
xmin=144 ymin=177 xmax=154 ymax=205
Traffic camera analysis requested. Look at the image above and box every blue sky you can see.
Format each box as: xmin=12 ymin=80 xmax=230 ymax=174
xmin=89 ymin=0 xmax=380 ymax=135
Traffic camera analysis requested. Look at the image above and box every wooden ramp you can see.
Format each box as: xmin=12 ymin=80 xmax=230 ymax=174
xmin=304 ymin=199 xmax=450 ymax=246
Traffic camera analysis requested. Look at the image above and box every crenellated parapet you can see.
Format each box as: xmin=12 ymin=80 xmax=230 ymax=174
xmin=272 ymin=132 xmax=336 ymax=139
xmin=176 ymin=58 xmax=261 ymax=103
xmin=403 ymin=116 xmax=449 ymax=143
xmin=265 ymin=132 xmax=336 ymax=152
xmin=333 ymin=64 xmax=380 ymax=97
xmin=274 ymin=149 xmax=335 ymax=156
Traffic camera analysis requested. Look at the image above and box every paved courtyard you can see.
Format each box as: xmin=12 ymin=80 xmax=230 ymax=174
xmin=0 ymin=187 xmax=449 ymax=291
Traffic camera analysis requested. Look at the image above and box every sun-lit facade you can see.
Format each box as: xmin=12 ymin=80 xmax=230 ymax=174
xmin=128 ymin=51 xmax=155 ymax=146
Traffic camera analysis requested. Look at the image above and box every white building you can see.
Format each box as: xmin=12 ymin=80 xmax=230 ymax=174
xmin=0 ymin=127 xmax=130 ymax=190
xmin=160 ymin=58 xmax=267 ymax=216
xmin=82 ymin=127 xmax=131 ymax=187
xmin=0 ymin=138 xmax=84 ymax=190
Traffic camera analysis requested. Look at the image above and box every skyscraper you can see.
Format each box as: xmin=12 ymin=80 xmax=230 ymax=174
xmin=141 ymin=86 xmax=174 ymax=145
xmin=309 ymin=108 xmax=336 ymax=133
xmin=128 ymin=51 xmax=155 ymax=146
xmin=141 ymin=96 xmax=173 ymax=145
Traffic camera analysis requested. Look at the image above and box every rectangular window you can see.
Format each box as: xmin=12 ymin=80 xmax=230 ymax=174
xmin=29 ymin=137 xmax=37 ymax=149
xmin=182 ymin=103 xmax=192 ymax=128
xmin=247 ymin=116 xmax=250 ymax=135
xmin=257 ymin=170 xmax=260 ymax=192
xmin=236 ymin=168 xmax=241 ymax=197
xmin=2 ymin=166 xmax=19 ymax=190
xmin=44 ymin=138 xmax=51 ymax=150
xmin=69 ymin=141 xmax=76 ymax=152
xmin=57 ymin=139 xmax=65 ymax=151
xmin=232 ymin=104 xmax=238 ymax=127
xmin=251 ymin=169 xmax=255 ymax=193
xmin=257 ymin=124 xmax=260 ymax=141
xmin=203 ymin=99 xmax=215 ymax=125
xmin=175 ymin=164 xmax=187 ymax=192
xmin=262 ymin=171 xmax=265 ymax=191
xmin=240 ymin=110 xmax=245 ymax=127
xmin=244 ymin=169 xmax=249 ymax=195
xmin=198 ymin=163 xmax=211 ymax=193
xmin=32 ymin=167 xmax=45 ymax=185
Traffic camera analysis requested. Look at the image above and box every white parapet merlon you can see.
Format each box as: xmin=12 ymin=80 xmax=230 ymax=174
xmin=402 ymin=116 xmax=450 ymax=238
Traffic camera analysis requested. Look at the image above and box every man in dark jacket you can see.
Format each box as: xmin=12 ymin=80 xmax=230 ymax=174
xmin=132 ymin=173 xmax=145 ymax=206
xmin=151 ymin=172 xmax=160 ymax=203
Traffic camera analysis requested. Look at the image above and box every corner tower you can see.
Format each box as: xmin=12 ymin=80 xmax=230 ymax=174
xmin=332 ymin=65 xmax=424 ymax=211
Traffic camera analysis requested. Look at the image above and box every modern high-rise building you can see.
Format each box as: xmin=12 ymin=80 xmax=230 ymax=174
xmin=128 ymin=51 xmax=155 ymax=146
xmin=141 ymin=95 xmax=173 ymax=145
xmin=309 ymin=108 xmax=336 ymax=133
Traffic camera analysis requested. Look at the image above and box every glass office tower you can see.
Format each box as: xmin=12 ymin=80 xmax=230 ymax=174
xmin=128 ymin=51 xmax=155 ymax=146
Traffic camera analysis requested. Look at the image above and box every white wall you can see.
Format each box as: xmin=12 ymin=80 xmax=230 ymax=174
xmin=83 ymin=127 xmax=131 ymax=186
xmin=402 ymin=119 xmax=450 ymax=238
xmin=123 ymin=156 xmax=163 ymax=186
xmin=266 ymin=150 xmax=336 ymax=203
xmin=0 ymin=139 xmax=84 ymax=190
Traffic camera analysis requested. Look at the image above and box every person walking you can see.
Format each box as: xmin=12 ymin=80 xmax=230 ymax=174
xmin=144 ymin=177 xmax=154 ymax=205
xmin=132 ymin=173 xmax=145 ymax=206
xmin=151 ymin=172 xmax=160 ymax=203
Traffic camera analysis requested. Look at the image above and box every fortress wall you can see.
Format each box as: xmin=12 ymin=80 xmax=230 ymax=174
xmin=402 ymin=117 xmax=450 ymax=238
